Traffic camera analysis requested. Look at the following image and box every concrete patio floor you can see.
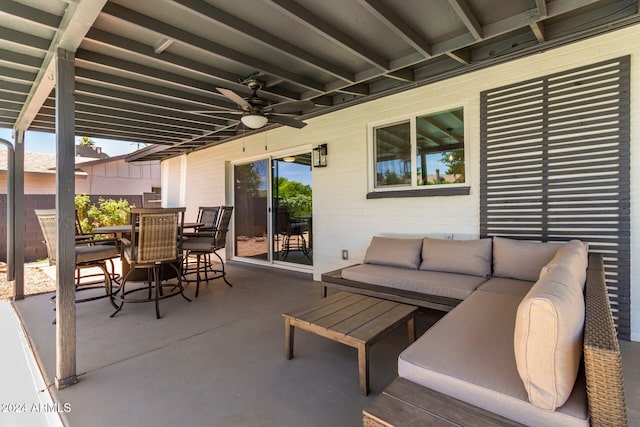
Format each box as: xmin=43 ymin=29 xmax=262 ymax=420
xmin=8 ymin=263 xmax=640 ymax=426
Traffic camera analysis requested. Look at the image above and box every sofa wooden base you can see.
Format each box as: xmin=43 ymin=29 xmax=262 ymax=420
xmin=363 ymin=377 xmax=523 ymax=427
xmin=321 ymin=268 xmax=461 ymax=313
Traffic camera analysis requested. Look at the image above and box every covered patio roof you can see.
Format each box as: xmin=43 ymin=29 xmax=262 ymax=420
xmin=1 ymin=0 xmax=638 ymax=161
xmin=2 ymin=0 xmax=639 ymax=394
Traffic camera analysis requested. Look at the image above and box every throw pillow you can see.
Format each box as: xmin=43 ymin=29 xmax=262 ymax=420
xmin=420 ymin=238 xmax=492 ymax=277
xmin=493 ymin=237 xmax=560 ymax=282
xmin=363 ymin=236 xmax=423 ymax=270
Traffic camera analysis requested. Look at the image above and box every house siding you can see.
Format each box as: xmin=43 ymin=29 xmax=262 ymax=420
xmin=171 ymin=24 xmax=640 ymax=341
xmin=0 ymin=158 xmax=160 ymax=195
xmin=75 ymin=159 xmax=160 ymax=195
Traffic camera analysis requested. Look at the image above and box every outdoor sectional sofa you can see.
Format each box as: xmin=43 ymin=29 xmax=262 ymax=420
xmin=321 ymin=236 xmax=627 ymax=426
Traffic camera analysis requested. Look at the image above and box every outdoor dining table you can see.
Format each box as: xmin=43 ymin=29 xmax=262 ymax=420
xmin=92 ymin=222 xmax=203 ymax=281
xmin=92 ymin=222 xmax=203 ymax=236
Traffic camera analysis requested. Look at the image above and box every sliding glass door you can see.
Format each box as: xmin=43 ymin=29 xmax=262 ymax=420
xmin=233 ymin=153 xmax=313 ymax=267
xmin=233 ymin=160 xmax=269 ymax=261
xmin=272 ymin=153 xmax=312 ymax=266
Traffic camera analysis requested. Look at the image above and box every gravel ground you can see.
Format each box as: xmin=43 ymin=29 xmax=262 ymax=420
xmin=0 ymin=262 xmax=56 ymax=300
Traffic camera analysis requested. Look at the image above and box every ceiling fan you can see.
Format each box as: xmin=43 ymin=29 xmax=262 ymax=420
xmin=194 ymin=79 xmax=315 ymax=130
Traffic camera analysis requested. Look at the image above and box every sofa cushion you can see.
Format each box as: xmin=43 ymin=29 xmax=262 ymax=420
xmin=493 ymin=237 xmax=561 ymax=282
xmin=477 ymin=277 xmax=534 ymax=298
xmin=341 ymin=264 xmax=487 ymax=301
xmin=514 ymin=262 xmax=585 ymax=410
xmin=420 ymin=238 xmax=492 ymax=277
xmin=363 ymin=236 xmax=423 ymax=269
xmin=398 ymin=290 xmax=588 ymax=426
xmin=539 ymin=240 xmax=588 ymax=290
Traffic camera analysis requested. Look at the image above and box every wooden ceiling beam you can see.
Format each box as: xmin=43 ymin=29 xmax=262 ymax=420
xmin=169 ymin=0 xmax=355 ymax=83
xmin=14 ymin=0 xmax=108 ymax=131
xmin=84 ymin=28 xmax=298 ymax=102
xmin=360 ymin=0 xmax=432 ymax=58
xmin=101 ymin=2 xmax=325 ymax=93
xmin=269 ymin=0 xmax=390 ymax=71
xmin=447 ymin=0 xmax=483 ymax=40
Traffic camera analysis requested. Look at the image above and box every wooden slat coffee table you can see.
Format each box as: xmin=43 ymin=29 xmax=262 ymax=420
xmin=283 ymin=291 xmax=418 ymax=395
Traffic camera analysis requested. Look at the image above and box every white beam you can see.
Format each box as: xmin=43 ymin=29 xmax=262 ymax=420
xmin=14 ymin=0 xmax=107 ymax=131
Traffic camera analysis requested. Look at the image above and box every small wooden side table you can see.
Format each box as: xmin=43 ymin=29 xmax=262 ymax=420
xmin=283 ymin=291 xmax=417 ymax=395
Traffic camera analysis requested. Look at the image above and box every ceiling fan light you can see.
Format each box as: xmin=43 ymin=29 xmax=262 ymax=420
xmin=241 ymin=114 xmax=268 ymax=129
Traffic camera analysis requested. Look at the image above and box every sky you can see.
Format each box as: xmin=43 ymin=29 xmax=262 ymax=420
xmin=0 ymin=126 xmax=313 ymax=186
xmin=0 ymin=127 xmax=145 ymax=157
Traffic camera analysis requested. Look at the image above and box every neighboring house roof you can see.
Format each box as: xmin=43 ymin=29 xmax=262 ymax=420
xmin=0 ymin=152 xmax=99 ymax=175
xmin=74 ymin=154 xmax=128 ymax=167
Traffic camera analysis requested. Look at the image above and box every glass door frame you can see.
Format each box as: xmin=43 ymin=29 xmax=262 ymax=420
xmin=229 ymin=145 xmax=313 ymax=272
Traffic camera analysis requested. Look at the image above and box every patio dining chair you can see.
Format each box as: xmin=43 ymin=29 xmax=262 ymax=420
xmin=182 ymin=206 xmax=234 ymax=297
xmin=277 ymin=206 xmax=309 ymax=260
xmin=111 ymin=207 xmax=190 ymax=319
xmin=183 ymin=206 xmax=220 ymax=238
xmin=35 ymin=209 xmax=120 ymax=309
xmin=74 ymin=209 xmax=120 ymax=283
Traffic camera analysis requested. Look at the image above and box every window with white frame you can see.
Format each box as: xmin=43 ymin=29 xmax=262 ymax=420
xmin=371 ymin=107 xmax=465 ymax=192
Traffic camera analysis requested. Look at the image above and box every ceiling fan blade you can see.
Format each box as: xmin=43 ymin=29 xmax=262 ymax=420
xmin=189 ymin=110 xmax=243 ymax=114
xmin=216 ymin=87 xmax=250 ymax=109
xmin=235 ymin=121 xmax=245 ymax=132
xmin=266 ymin=100 xmax=315 ymax=114
xmin=268 ymin=114 xmax=307 ymax=129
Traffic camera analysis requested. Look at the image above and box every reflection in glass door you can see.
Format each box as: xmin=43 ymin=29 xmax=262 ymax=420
xmin=234 ymin=160 xmax=269 ymax=261
xmin=272 ymin=153 xmax=313 ymax=266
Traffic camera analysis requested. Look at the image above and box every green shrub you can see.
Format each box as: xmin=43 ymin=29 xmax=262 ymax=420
xmin=75 ymin=196 xmax=130 ymax=233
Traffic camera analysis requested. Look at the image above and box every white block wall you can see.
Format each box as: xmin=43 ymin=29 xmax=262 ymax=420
xmin=173 ymin=24 xmax=640 ymax=341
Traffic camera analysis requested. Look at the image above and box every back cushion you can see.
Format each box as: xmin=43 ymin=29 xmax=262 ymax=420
xmin=493 ymin=237 xmax=560 ymax=282
xmin=420 ymin=238 xmax=492 ymax=277
xmin=514 ymin=263 xmax=585 ymax=410
xmin=363 ymin=236 xmax=423 ymax=270
xmin=539 ymin=240 xmax=588 ymax=290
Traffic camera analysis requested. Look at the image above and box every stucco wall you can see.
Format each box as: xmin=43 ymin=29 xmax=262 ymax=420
xmin=0 ymin=159 xmax=160 ymax=195
xmin=173 ymin=24 xmax=640 ymax=340
xmin=0 ymin=172 xmax=85 ymax=194
xmin=77 ymin=159 xmax=160 ymax=195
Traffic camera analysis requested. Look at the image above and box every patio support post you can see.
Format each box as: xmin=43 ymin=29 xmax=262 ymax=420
xmin=13 ymin=130 xmax=25 ymax=300
xmin=0 ymin=138 xmax=16 ymax=293
xmin=54 ymin=48 xmax=78 ymax=390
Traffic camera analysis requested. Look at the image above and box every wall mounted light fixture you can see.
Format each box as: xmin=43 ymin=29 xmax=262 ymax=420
xmin=313 ymin=144 xmax=328 ymax=168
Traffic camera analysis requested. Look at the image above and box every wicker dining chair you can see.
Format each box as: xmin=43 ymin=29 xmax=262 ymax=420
xmin=74 ymin=209 xmax=121 ymax=283
xmin=182 ymin=206 xmax=234 ymax=297
xmin=35 ymin=209 xmax=120 ymax=308
xmin=111 ymin=207 xmax=190 ymax=319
